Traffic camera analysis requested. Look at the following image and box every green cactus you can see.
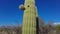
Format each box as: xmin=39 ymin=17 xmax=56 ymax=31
xmin=19 ymin=0 xmax=39 ymax=34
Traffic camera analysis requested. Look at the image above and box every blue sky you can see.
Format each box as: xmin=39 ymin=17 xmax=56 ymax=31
xmin=0 ymin=0 xmax=60 ymax=26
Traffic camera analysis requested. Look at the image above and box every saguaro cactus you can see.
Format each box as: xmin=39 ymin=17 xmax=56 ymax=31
xmin=19 ymin=0 xmax=39 ymax=34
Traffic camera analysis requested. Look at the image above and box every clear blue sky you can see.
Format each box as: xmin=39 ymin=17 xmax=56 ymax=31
xmin=0 ymin=0 xmax=60 ymax=26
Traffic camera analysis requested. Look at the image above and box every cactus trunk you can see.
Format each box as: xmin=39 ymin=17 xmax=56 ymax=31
xmin=22 ymin=0 xmax=39 ymax=34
